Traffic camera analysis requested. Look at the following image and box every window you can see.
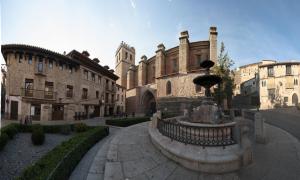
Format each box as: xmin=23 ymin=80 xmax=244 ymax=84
xmin=268 ymin=88 xmax=275 ymax=102
xmin=59 ymin=62 xmax=63 ymax=70
xmin=111 ymin=95 xmax=114 ymax=103
xmin=197 ymin=55 xmax=202 ymax=67
xmin=96 ymin=91 xmax=99 ymax=98
xmin=112 ymin=82 xmax=115 ymax=91
xmin=166 ymin=81 xmax=171 ymax=95
xmin=25 ymin=79 xmax=33 ymax=89
xmin=130 ymin=54 xmax=132 ymax=61
xmin=294 ymin=79 xmax=298 ymax=85
xmin=66 ymin=85 xmax=73 ymax=98
xmin=121 ymin=95 xmax=124 ymax=101
xmin=195 ymin=85 xmax=201 ymax=92
xmin=45 ymin=82 xmax=54 ymax=99
xmin=173 ymin=59 xmax=177 ymax=72
xmin=105 ymin=93 xmax=109 ymax=103
xmin=82 ymin=88 xmax=88 ymax=99
xmin=38 ymin=57 xmax=43 ymax=73
xmin=68 ymin=65 xmax=72 ymax=73
xmin=98 ymin=75 xmax=102 ymax=84
xmin=28 ymin=55 xmax=32 ymax=64
xmin=117 ymin=94 xmax=119 ymax=101
xmin=24 ymin=79 xmax=34 ymax=97
xmin=284 ymin=97 xmax=288 ymax=103
xmin=49 ymin=60 xmax=53 ymax=69
xmin=92 ymin=73 xmax=95 ymax=81
xmin=286 ymin=65 xmax=292 ymax=75
xmin=19 ymin=53 xmax=23 ymax=63
xmin=267 ymin=67 xmax=274 ymax=77
xmin=125 ymin=52 xmax=128 ymax=59
xmin=84 ymin=70 xmax=88 ymax=80
xmin=106 ymin=79 xmax=109 ymax=90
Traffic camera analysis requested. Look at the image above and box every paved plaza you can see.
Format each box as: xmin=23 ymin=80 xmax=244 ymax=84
xmin=88 ymin=122 xmax=300 ymax=180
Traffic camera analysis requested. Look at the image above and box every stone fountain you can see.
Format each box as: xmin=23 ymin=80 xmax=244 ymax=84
xmin=190 ymin=59 xmax=223 ymax=124
xmin=149 ymin=59 xmax=254 ymax=174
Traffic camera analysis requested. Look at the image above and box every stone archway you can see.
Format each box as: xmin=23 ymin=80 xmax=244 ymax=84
xmin=141 ymin=90 xmax=156 ymax=116
xmin=292 ymin=93 xmax=298 ymax=106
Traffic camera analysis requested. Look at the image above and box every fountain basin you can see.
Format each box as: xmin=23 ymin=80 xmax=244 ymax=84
xmin=193 ymin=75 xmax=222 ymax=88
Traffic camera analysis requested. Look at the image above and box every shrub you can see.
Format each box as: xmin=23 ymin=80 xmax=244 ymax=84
xmin=106 ymin=117 xmax=150 ymax=127
xmin=74 ymin=123 xmax=88 ymax=133
xmin=17 ymin=126 xmax=109 ymax=180
xmin=60 ymin=125 xmax=72 ymax=135
xmin=31 ymin=125 xmax=45 ymax=145
xmin=0 ymin=133 xmax=9 ymax=150
xmin=1 ymin=124 xmax=18 ymax=139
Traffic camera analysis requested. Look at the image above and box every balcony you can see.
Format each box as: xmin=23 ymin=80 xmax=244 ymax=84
xmin=105 ymin=86 xmax=116 ymax=93
xmin=21 ymin=88 xmax=56 ymax=100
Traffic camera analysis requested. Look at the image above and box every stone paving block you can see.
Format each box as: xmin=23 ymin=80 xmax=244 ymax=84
xmin=118 ymin=145 xmax=144 ymax=162
xmin=130 ymin=173 xmax=150 ymax=180
xmin=88 ymin=159 xmax=105 ymax=174
xmin=104 ymin=162 xmax=124 ymax=180
xmin=106 ymin=144 xmax=118 ymax=162
xmin=123 ymin=157 xmax=157 ymax=178
xmin=87 ymin=172 xmax=104 ymax=180
xmin=145 ymin=161 xmax=177 ymax=180
xmin=166 ymin=166 xmax=199 ymax=180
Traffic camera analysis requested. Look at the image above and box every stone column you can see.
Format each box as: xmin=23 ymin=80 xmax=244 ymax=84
xmin=127 ymin=65 xmax=135 ymax=89
xmin=209 ymin=27 xmax=218 ymax=63
xmin=155 ymin=44 xmax=166 ymax=78
xmin=179 ymin=31 xmax=189 ymax=74
xmin=138 ymin=55 xmax=147 ymax=86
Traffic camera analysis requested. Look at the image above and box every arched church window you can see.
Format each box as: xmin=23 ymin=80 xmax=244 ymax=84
xmin=166 ymin=81 xmax=171 ymax=95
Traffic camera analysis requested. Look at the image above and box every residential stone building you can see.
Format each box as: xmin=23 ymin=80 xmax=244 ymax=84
xmin=1 ymin=44 xmax=120 ymax=121
xmin=115 ymin=84 xmax=126 ymax=115
xmin=115 ymin=27 xmax=218 ymax=116
xmin=259 ymin=61 xmax=300 ymax=109
xmin=233 ymin=60 xmax=300 ymax=109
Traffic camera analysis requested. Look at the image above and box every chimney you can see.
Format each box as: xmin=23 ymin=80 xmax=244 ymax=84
xmin=93 ymin=58 xmax=100 ymax=64
xmin=82 ymin=51 xmax=90 ymax=57
xmin=109 ymin=69 xmax=115 ymax=73
xmin=103 ymin=65 xmax=109 ymax=70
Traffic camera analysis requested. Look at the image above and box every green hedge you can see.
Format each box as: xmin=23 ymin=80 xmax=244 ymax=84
xmin=1 ymin=123 xmax=19 ymax=139
xmin=16 ymin=126 xmax=109 ymax=180
xmin=106 ymin=117 xmax=150 ymax=127
xmin=0 ymin=123 xmax=92 ymax=151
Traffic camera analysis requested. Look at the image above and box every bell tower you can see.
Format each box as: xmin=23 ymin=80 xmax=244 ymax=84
xmin=115 ymin=41 xmax=135 ymax=89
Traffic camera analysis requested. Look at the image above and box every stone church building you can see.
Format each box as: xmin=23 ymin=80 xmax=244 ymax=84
xmin=115 ymin=27 xmax=218 ymax=116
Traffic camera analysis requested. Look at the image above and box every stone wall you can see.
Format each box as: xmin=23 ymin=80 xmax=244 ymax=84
xmin=157 ymin=96 xmax=204 ymax=115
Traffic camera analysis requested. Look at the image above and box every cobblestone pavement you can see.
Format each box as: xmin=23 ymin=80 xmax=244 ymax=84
xmin=101 ymin=122 xmax=300 ymax=180
xmin=0 ymin=133 xmax=73 ymax=180
xmin=261 ymin=108 xmax=300 ymax=141
xmin=69 ymin=127 xmax=121 ymax=180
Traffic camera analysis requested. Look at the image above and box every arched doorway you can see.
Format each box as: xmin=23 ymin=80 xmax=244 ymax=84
xmin=142 ymin=90 xmax=156 ymax=116
xmin=292 ymin=93 xmax=298 ymax=106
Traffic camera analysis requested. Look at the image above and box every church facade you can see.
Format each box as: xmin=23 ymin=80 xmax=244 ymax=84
xmin=115 ymin=27 xmax=218 ymax=116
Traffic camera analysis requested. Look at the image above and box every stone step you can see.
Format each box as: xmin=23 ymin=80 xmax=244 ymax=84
xmin=86 ymin=127 xmax=121 ymax=180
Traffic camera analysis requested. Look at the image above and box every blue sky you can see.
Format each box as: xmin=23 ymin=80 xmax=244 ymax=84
xmin=1 ymin=0 xmax=300 ymax=68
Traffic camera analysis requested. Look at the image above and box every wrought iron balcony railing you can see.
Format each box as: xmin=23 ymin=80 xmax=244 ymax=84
xmin=21 ymin=88 xmax=56 ymax=100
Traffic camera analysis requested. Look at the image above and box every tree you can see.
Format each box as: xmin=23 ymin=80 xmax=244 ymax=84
xmin=212 ymin=42 xmax=234 ymax=109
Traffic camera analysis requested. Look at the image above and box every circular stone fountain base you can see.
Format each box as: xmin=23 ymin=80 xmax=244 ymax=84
xmin=149 ymin=124 xmax=250 ymax=174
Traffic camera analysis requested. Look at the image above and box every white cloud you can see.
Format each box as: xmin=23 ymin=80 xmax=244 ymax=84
xmin=130 ymin=0 xmax=136 ymax=9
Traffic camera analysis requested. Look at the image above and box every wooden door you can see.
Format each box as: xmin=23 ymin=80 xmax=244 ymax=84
xmin=10 ymin=101 xmax=18 ymax=120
